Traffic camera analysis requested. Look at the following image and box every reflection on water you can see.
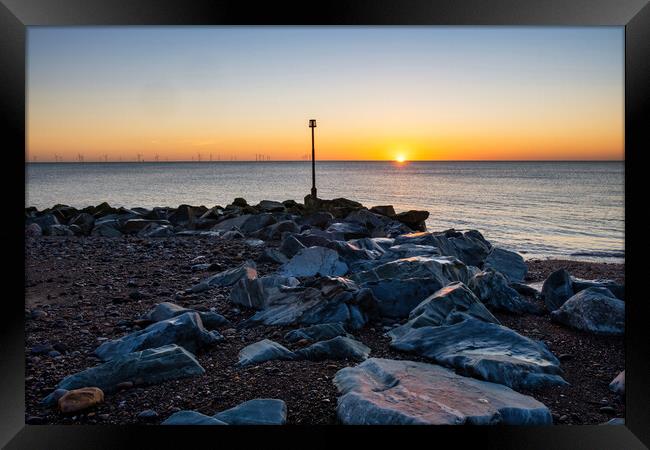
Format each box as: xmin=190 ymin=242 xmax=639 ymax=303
xmin=26 ymin=161 xmax=624 ymax=262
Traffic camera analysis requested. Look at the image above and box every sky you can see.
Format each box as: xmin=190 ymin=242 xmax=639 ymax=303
xmin=27 ymin=26 xmax=624 ymax=162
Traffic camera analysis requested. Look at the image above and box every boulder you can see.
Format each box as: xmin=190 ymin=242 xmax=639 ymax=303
xmin=162 ymin=411 xmax=227 ymax=425
xmin=550 ymin=287 xmax=624 ymax=335
xmin=138 ymin=223 xmax=175 ymax=237
xmin=344 ymin=209 xmax=390 ymax=230
xmin=256 ymin=200 xmax=286 ymax=212
xmin=284 ymin=323 xmax=350 ymax=343
xmin=572 ymin=278 xmax=624 ymax=301
xmin=142 ymin=302 xmax=229 ymax=329
xmin=58 ymin=387 xmax=104 ymax=414
xmin=369 ymin=205 xmax=395 ymax=217
xmin=95 ymin=312 xmax=222 ymax=361
xmin=334 ymin=358 xmax=552 ymax=425
xmin=252 ymin=220 xmax=300 ymax=241
xmin=168 ymin=204 xmax=208 ymax=225
xmin=394 ymin=230 xmax=492 ymax=267
xmin=361 ymin=277 xmax=446 ymax=318
xmin=326 ymin=222 xmax=370 ymax=239
xmin=258 ymin=247 xmax=290 ymax=264
xmin=484 ymin=248 xmax=527 ymax=282
xmin=295 ymin=336 xmax=370 ymax=362
xmin=237 ymin=339 xmax=297 ymax=367
xmin=91 ymin=223 xmax=123 ymax=237
xmin=25 ymin=223 xmax=43 ymax=237
xmin=542 ymin=269 xmax=573 ymax=311
xmin=351 ymin=255 xmax=471 ymax=285
xmin=188 ymin=260 xmax=257 ymax=293
xmin=230 ymin=274 xmax=299 ymax=310
xmin=278 ymin=234 xmax=307 ymax=258
xmin=609 ymin=370 xmax=625 ymax=396
xmin=69 ymin=213 xmax=95 ymax=235
xmin=389 ymin=316 xmax=567 ymax=390
xmin=214 ymin=399 xmax=287 ymax=425
xmin=325 ymin=240 xmax=381 ymax=265
xmin=123 ymin=219 xmax=172 ymax=234
xmin=469 ymin=269 xmax=541 ymax=314
xmin=394 ymin=210 xmax=429 ymax=231
xmin=239 ymin=213 xmax=278 ymax=234
xmin=49 ymin=224 xmax=74 ymax=236
xmin=302 ymin=211 xmax=335 ymax=229
xmin=280 ymin=247 xmax=348 ymax=278
xmin=26 ymin=213 xmax=59 ymax=230
xmin=232 ymin=197 xmax=248 ymax=207
xmin=382 ymin=244 xmax=441 ymax=259
xmin=53 ymin=345 xmax=204 ymax=393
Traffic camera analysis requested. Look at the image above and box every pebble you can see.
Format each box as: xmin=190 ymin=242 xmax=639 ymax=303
xmin=137 ymin=409 xmax=159 ymax=421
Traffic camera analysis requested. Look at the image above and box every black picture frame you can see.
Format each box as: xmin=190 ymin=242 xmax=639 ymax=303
xmin=1 ymin=1 xmax=648 ymax=448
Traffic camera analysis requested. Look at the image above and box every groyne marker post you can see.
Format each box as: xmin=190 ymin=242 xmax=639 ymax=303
xmin=309 ymin=119 xmax=317 ymax=198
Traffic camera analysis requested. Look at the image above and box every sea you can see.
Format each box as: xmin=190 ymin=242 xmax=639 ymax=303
xmin=25 ymin=161 xmax=624 ymax=262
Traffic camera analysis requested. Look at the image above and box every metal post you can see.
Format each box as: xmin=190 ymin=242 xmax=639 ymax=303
xmin=309 ymin=119 xmax=317 ymax=198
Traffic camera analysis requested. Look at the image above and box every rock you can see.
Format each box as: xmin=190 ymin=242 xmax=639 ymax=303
xmin=25 ymin=416 xmax=47 ymax=425
xmin=603 ymin=418 xmax=625 ymax=425
xmin=295 ymin=336 xmax=370 ymax=361
xmin=609 ymin=371 xmax=625 ymax=396
xmin=550 ymin=287 xmax=624 ymax=335
xmin=278 ymin=234 xmax=307 ymax=258
xmin=469 ymin=269 xmax=541 ymax=314
xmin=256 ymin=200 xmax=286 ymax=212
xmin=242 ymin=277 xmax=374 ymax=330
xmin=382 ymin=243 xmax=441 ymax=259
xmin=240 ymin=213 xmax=278 ymax=234
xmin=41 ymin=388 xmax=69 ymax=407
xmin=53 ymin=345 xmax=204 ymax=393
xmin=142 ymin=302 xmax=229 ymax=329
xmin=25 ymin=222 xmax=43 ymax=237
xmin=258 ymin=247 xmax=290 ymax=264
xmin=230 ymin=274 xmax=299 ymax=310
xmin=95 ymin=312 xmax=222 ymax=361
xmin=333 ymin=358 xmax=552 ymax=425
xmin=69 ymin=213 xmax=95 ymax=235
xmin=252 ymin=220 xmax=300 ymax=241
xmin=302 ymin=211 xmax=335 ymax=229
xmin=31 ymin=343 xmax=54 ymax=355
xmin=351 ymin=255 xmax=470 ymax=285
xmin=221 ymin=230 xmax=245 ymax=240
xmin=394 ymin=210 xmax=429 ymax=231
xmin=162 ymin=410 xmax=227 ymax=425
xmin=484 ymin=248 xmax=527 ymax=282
xmin=49 ymin=224 xmax=75 ymax=236
xmin=369 ymin=205 xmax=395 ymax=217
xmin=123 ymin=219 xmax=172 ymax=234
xmin=188 ymin=260 xmax=257 ymax=293
xmin=284 ymin=323 xmax=350 ymax=343
xmin=542 ymin=269 xmax=574 ymax=311
xmin=91 ymin=223 xmax=123 ymax=237
xmin=326 ymin=222 xmax=370 ymax=240
xmin=394 ymin=230 xmax=492 ymax=267
xmin=214 ymin=399 xmax=287 ymax=425
xmin=325 ymin=240 xmax=381 ymax=265
xmin=361 ymin=277 xmax=446 ymax=319
xmin=168 ymin=204 xmax=207 ymax=225
xmin=137 ymin=409 xmax=159 ymax=421
xmin=232 ymin=197 xmax=248 ymax=207
xmin=58 ymin=387 xmax=104 ymax=413
xmin=389 ymin=316 xmax=567 ymax=390
xmin=280 ymin=247 xmax=348 ymax=278
xmin=509 ymin=282 xmax=541 ymax=299
xmin=237 ymin=339 xmax=297 ymax=367
xmin=139 ymin=223 xmax=175 ymax=237
xmin=26 ymin=213 xmax=59 ymax=230
xmin=572 ymin=278 xmax=624 ymax=301
xmin=344 ymin=209 xmax=390 ymax=230
xmin=390 ymin=282 xmax=499 ymax=338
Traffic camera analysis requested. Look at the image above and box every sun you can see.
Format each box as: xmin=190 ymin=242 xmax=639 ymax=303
xmin=395 ymin=154 xmax=406 ymax=163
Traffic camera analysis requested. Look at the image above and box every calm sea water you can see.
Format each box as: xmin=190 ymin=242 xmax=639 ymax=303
xmin=25 ymin=161 xmax=624 ymax=262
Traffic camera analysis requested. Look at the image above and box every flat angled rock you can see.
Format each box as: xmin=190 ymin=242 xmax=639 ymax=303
xmin=162 ymin=410 xmax=227 ymax=425
xmin=280 ymin=246 xmax=348 ymax=278
xmin=609 ymin=370 xmax=625 ymax=396
xmin=351 ymin=255 xmax=471 ymax=285
xmin=284 ymin=323 xmax=350 ymax=343
xmin=54 ymin=345 xmax=204 ymax=393
xmin=361 ymin=277 xmax=446 ymax=318
xmin=484 ymin=247 xmax=527 ymax=283
xmin=188 ymin=260 xmax=257 ymax=293
xmin=571 ymin=277 xmax=624 ymax=301
xmin=542 ymin=269 xmax=573 ymax=311
xmin=390 ymin=317 xmax=567 ymax=390
xmin=214 ymin=399 xmax=287 ymax=425
xmin=142 ymin=302 xmax=229 ymax=329
xmin=237 ymin=339 xmax=297 ymax=367
xmin=95 ymin=312 xmax=222 ymax=361
xmin=230 ymin=274 xmax=299 ymax=310
xmin=550 ymin=287 xmax=624 ymax=335
xmin=295 ymin=336 xmax=370 ymax=362
xmin=334 ymin=358 xmax=552 ymax=425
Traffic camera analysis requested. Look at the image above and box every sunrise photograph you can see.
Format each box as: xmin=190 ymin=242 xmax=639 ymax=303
xmin=24 ymin=26 xmax=625 ymax=426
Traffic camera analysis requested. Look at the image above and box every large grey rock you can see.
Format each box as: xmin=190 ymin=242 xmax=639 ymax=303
xmin=239 ymin=213 xmax=278 ymax=234
xmin=237 ymin=339 xmax=297 ymax=367
xmin=95 ymin=312 xmax=222 ymax=361
xmin=188 ymin=260 xmax=257 ymax=293
xmin=361 ymin=277 xmax=446 ymax=318
xmin=484 ymin=248 xmax=527 ymax=283
xmin=572 ymin=278 xmax=624 ymax=301
xmin=382 ymin=244 xmax=441 ymax=260
xmin=230 ymin=274 xmax=300 ymax=310
xmin=302 ymin=211 xmax=335 ymax=229
xmin=280 ymin=247 xmax=348 ymax=278
xmin=142 ymin=302 xmax=229 ymax=329
xmin=344 ymin=209 xmax=391 ymax=230
xmin=542 ymin=269 xmax=573 ymax=311
xmin=394 ymin=210 xmax=429 ymax=232
xmin=326 ymin=222 xmax=370 ymax=239
xmin=394 ymin=230 xmax=492 ymax=267
xmin=139 ymin=223 xmax=175 ymax=237
xmin=212 ymin=214 xmax=253 ymax=232
xmin=241 ymin=277 xmax=374 ymax=330
xmin=69 ymin=213 xmax=95 ymax=235
xmin=214 ymin=399 xmax=287 ymax=425
xmin=351 ymin=255 xmax=471 ymax=285
xmin=390 ymin=282 xmax=499 ymax=338
xmin=162 ymin=410 xmax=227 ymax=425
xmin=251 ymin=220 xmax=300 ymax=241
xmin=54 ymin=345 xmax=204 ymax=393
xmin=550 ymin=287 xmax=624 ymax=335
xmin=469 ymin=269 xmax=541 ymax=314
xmin=389 ymin=316 xmax=567 ymax=390
xmin=609 ymin=370 xmax=625 ymax=396
xmin=334 ymin=358 xmax=553 ymax=425
xmin=91 ymin=223 xmax=123 ymax=237
xmin=278 ymin=234 xmax=307 ymax=258
xmin=284 ymin=323 xmax=350 ymax=343
xmin=295 ymin=336 xmax=370 ymax=362
xmin=49 ymin=224 xmax=74 ymax=236
xmin=256 ymin=200 xmax=286 ymax=212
